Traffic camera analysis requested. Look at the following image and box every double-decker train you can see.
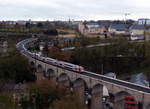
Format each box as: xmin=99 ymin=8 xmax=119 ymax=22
xmin=18 ymin=39 xmax=85 ymax=73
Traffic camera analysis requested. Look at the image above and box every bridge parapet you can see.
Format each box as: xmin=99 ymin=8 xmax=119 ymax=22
xmin=17 ymin=38 xmax=150 ymax=109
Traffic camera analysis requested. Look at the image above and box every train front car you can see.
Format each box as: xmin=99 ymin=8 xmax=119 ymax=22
xmin=75 ymin=65 xmax=84 ymax=72
xmin=62 ymin=62 xmax=85 ymax=72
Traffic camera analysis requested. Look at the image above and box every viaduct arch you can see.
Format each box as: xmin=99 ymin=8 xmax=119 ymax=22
xmin=57 ymin=73 xmax=70 ymax=88
xmin=17 ymin=38 xmax=150 ymax=109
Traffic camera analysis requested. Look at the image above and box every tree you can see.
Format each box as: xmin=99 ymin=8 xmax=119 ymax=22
xmin=25 ymin=22 xmax=31 ymax=32
xmin=21 ymin=80 xmax=68 ymax=109
xmin=43 ymin=29 xmax=58 ymax=36
xmin=37 ymin=22 xmax=43 ymax=28
xmin=0 ymin=50 xmax=36 ymax=83
xmin=42 ymin=42 xmax=49 ymax=56
xmin=143 ymin=41 xmax=150 ymax=83
xmin=71 ymin=38 xmax=149 ymax=76
xmin=51 ymin=94 xmax=86 ymax=109
xmin=25 ymin=22 xmax=29 ymax=28
xmin=0 ymin=93 xmax=15 ymax=109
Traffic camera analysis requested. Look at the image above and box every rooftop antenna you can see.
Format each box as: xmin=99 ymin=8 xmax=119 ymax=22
xmin=124 ymin=13 xmax=130 ymax=24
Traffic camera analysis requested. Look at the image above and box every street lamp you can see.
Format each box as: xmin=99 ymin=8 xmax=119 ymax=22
xmin=124 ymin=13 xmax=131 ymax=24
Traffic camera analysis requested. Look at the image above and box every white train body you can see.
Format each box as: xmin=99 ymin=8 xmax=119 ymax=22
xmin=19 ymin=39 xmax=85 ymax=73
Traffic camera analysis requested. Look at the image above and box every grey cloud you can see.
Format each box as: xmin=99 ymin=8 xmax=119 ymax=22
xmin=0 ymin=0 xmax=150 ymax=20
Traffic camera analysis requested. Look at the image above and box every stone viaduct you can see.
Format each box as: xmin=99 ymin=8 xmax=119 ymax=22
xmin=17 ymin=38 xmax=150 ymax=109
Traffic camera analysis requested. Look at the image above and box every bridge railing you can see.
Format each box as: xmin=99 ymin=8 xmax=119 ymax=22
xmin=17 ymin=38 xmax=150 ymax=95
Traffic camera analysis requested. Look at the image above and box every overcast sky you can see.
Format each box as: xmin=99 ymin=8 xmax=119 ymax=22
xmin=0 ymin=0 xmax=150 ymax=21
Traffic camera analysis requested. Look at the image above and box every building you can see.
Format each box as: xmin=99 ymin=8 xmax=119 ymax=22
xmin=78 ymin=23 xmax=86 ymax=34
xmin=78 ymin=23 xmax=106 ymax=37
xmin=130 ymin=24 xmax=146 ymax=34
xmin=86 ymin=23 xmax=105 ymax=34
xmin=130 ymin=24 xmax=146 ymax=40
xmin=108 ymin=24 xmax=129 ymax=35
xmin=130 ymin=34 xmax=145 ymax=40
xmin=145 ymin=29 xmax=150 ymax=40
xmin=17 ymin=20 xmax=27 ymax=25
xmin=5 ymin=21 xmax=17 ymax=25
xmin=138 ymin=18 xmax=150 ymax=25
xmin=71 ymin=21 xmax=83 ymax=25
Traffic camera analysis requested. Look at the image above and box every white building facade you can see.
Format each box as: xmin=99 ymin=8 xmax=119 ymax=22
xmin=138 ymin=18 xmax=150 ymax=25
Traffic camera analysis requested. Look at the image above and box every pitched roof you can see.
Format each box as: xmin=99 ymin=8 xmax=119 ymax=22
xmin=130 ymin=24 xmax=146 ymax=30
xmin=86 ymin=23 xmax=104 ymax=29
xmin=110 ymin=24 xmax=127 ymax=30
xmin=138 ymin=18 xmax=150 ymax=20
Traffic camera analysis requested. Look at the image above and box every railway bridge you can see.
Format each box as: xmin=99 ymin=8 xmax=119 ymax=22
xmin=17 ymin=38 xmax=150 ymax=109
